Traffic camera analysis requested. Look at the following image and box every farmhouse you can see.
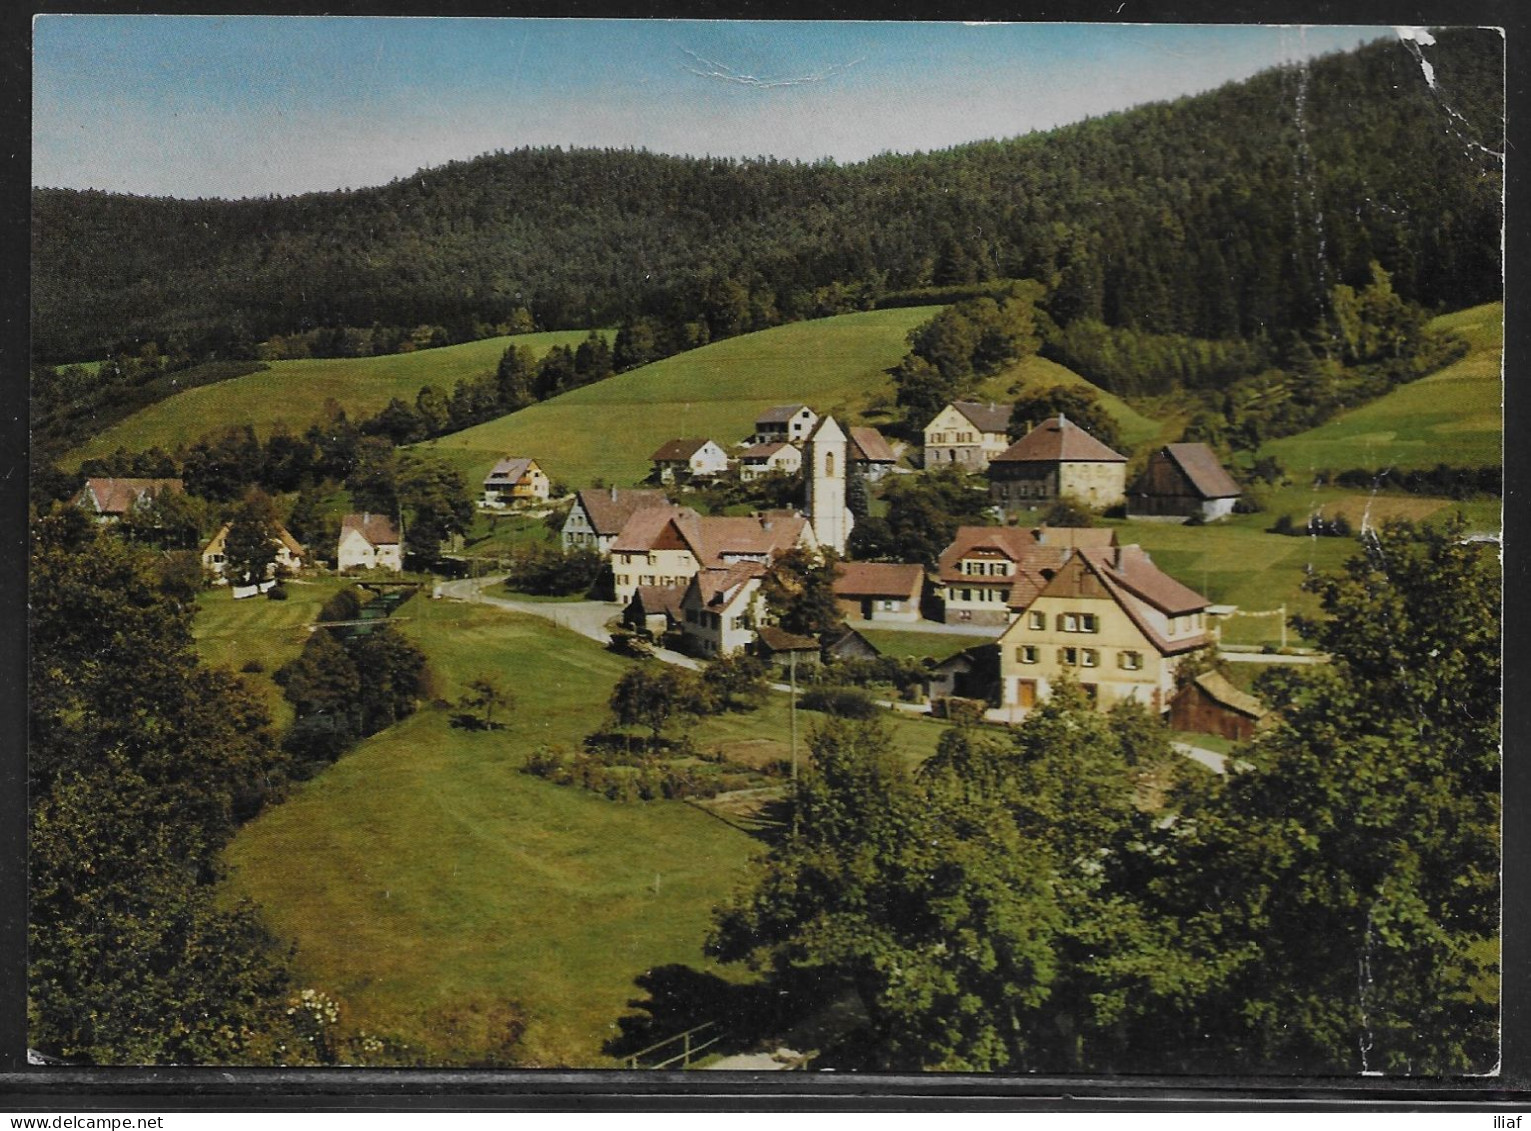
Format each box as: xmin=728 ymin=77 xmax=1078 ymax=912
xmin=737 ymin=441 xmax=803 ymax=481
xmin=609 ymin=506 xmax=814 ymax=604
xmin=848 ymin=426 xmax=898 ymax=481
xmin=481 ymin=457 xmax=550 ymax=508
xmin=561 ymin=487 xmax=671 ymax=554
xmin=1169 ymin=669 xmax=1272 ymax=741
xmin=752 ymin=404 xmax=819 ymax=446
xmin=754 ymin=624 xmax=823 ymax=672
xmin=1130 ymin=443 xmax=1242 ymax=520
xmin=337 ymin=513 xmax=404 ymax=573
xmin=679 ymin=563 xmax=767 ymax=657
xmin=651 ymin=438 xmax=730 ymax=483
xmin=833 ymin=561 xmax=925 ymax=623
xmin=922 ymin=402 xmax=1013 ymax=469
xmin=988 ymin=415 xmax=1128 ymax=513
xmin=201 ymin=522 xmax=306 ymax=583
xmin=997 ymin=544 xmax=1211 ymax=715
xmin=75 ymin=477 xmax=185 ymax=523
xmin=935 ymin=523 xmax=1115 ymax=627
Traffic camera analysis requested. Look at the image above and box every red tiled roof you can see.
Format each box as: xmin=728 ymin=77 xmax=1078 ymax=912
xmin=848 ymin=427 xmax=896 ymax=464
xmin=1162 ymin=443 xmax=1242 ymax=499
xmin=80 ymin=477 xmax=184 ymax=515
xmin=1188 ymin=670 xmax=1269 ymax=719
xmin=612 ymin=506 xmax=700 ymax=555
xmin=833 ymin=561 xmax=924 ymax=599
xmin=992 ymin=416 xmax=1126 ymax=464
xmin=950 ymin=401 xmax=1014 ymax=434
xmin=1083 ymin=545 xmax=1207 ymax=615
xmin=937 ymin=525 xmax=1040 ymax=584
xmin=1032 ymin=525 xmax=1118 ymax=549
xmin=689 ymin=562 xmax=766 ymax=608
xmin=577 ymin=488 xmax=671 ymax=536
xmin=341 ymin=513 xmax=401 ymax=546
xmin=612 ymin=507 xmax=806 ymax=567
xmin=739 ymin=442 xmax=795 ymax=460
xmin=651 ymin=438 xmax=719 ymax=462
xmin=630 ymin=584 xmax=688 ymax=621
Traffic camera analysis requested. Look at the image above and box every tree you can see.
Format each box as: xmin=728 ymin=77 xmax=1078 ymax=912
xmin=700 ymin=652 xmax=769 ymax=713
xmin=222 ymin=489 xmax=282 ymax=585
xmin=871 ymin=466 xmax=992 ymax=568
xmin=398 ymin=454 xmax=474 ymax=564
xmin=29 ymin=507 xmax=300 ymax=1063
xmin=346 ymin=436 xmax=399 ymax=516
xmin=609 ymin=665 xmax=706 ymax=744
xmin=761 ymin=547 xmax=844 ymax=638
xmin=495 ymin=344 xmax=538 ymax=411
xmin=457 ymin=675 xmax=513 ymax=730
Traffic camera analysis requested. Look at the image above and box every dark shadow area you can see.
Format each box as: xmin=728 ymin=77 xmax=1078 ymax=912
xmin=603 ymin=964 xmax=802 ymax=1065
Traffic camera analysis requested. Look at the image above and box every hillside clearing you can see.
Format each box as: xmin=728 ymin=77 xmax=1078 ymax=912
xmin=1260 ymin=302 xmax=1502 ymax=473
xmin=66 ymin=330 xmax=602 ymax=469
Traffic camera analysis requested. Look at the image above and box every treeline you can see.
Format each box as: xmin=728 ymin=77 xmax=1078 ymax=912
xmin=33 ymin=31 xmax=1501 ymax=364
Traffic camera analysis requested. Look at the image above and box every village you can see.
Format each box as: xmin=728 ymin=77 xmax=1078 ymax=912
xmin=73 ymin=394 xmax=1277 ymax=747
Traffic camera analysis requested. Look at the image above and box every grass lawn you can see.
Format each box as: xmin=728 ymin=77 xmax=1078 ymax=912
xmin=223 ymin=597 xmax=762 ymax=1067
xmin=1261 ymin=302 xmax=1503 ymax=473
xmin=415 ymin=308 xmax=944 ymax=489
xmin=66 ymin=330 xmax=602 ymax=469
xmin=192 ymin=576 xmax=353 ymax=729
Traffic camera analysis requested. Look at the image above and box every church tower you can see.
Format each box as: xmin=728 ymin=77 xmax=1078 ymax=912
xmin=805 ymin=415 xmax=853 ymax=556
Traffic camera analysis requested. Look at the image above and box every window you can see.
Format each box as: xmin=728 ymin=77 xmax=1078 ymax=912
xmin=1081 ymin=613 xmax=1099 ymax=633
xmin=1081 ymin=648 xmax=1099 ymax=668
xmin=1061 ymin=646 xmax=1079 ymax=666
xmin=1017 ymin=645 xmax=1038 ymax=665
xmin=640 ymin=575 xmax=655 ymax=586
xmin=825 ymin=452 xmax=835 ymax=477
xmin=880 ymin=599 xmax=897 ymax=611
xmin=1061 ymin=613 xmax=1079 ymax=632
xmin=960 ymin=588 xmax=971 ymax=602
xmin=1028 ymin=611 xmax=1045 ymax=630
xmin=1119 ymin=651 xmax=1143 ymax=671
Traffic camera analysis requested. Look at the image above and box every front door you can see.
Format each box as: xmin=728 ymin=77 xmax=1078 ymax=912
xmin=1016 ymin=679 xmax=1037 ymax=709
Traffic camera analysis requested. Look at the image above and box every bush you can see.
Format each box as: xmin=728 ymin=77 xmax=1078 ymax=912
xmin=800 ymin=684 xmax=879 ymax=719
xmin=318 ymin=586 xmax=364 ymax=623
xmin=241 ymin=658 xmax=266 ymax=673
xmin=266 ymin=583 xmax=289 ymax=600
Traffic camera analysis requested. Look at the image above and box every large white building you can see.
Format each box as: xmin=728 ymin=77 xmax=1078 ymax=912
xmin=804 ymin=415 xmax=854 ymax=556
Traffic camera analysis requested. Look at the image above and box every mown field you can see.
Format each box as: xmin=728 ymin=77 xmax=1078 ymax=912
xmin=974 ymin=352 xmax=1170 ymax=453
xmin=66 ymin=330 xmax=602 ymax=468
xmin=220 ymin=595 xmax=950 ymax=1065
xmin=1260 ymin=302 xmax=1503 ymax=473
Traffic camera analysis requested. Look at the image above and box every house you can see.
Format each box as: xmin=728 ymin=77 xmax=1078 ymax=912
xmin=1169 ymin=670 xmax=1272 ymax=741
xmin=754 ymin=624 xmax=823 ymax=672
xmin=937 ymin=524 xmax=1121 ymax=627
xmin=925 ymin=644 xmax=1001 ymax=704
xmin=679 ymin=564 xmax=767 ymax=657
xmin=623 ymin=583 xmax=689 ymax=641
xmin=609 ymin=506 xmax=815 ymax=604
xmin=1130 ymin=443 xmax=1242 ymax=520
xmin=561 ymin=487 xmax=671 ymax=554
xmin=737 ymin=441 xmax=803 ymax=482
xmin=824 ymin=626 xmax=881 ymax=661
xmin=337 ymin=513 xmax=404 ymax=573
xmin=650 ymin=439 xmax=730 ymax=483
xmin=833 ymin=561 xmax=925 ymax=623
xmin=848 ymin=426 xmax=898 ymax=482
xmin=922 ymin=402 xmax=1014 ymax=469
xmin=75 ymin=477 xmax=185 ymax=523
xmin=752 ymin=404 xmax=819 ymax=446
xmin=201 ymin=522 xmax=306 ymax=584
xmin=481 ymin=457 xmax=550 ymax=508
xmin=988 ymin=415 xmax=1128 ymax=514
xmin=996 ymin=544 xmax=1211 ymax=715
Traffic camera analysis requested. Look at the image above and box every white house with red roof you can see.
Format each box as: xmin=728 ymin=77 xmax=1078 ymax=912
xmin=202 ymin=522 xmax=306 ymax=583
xmin=737 ymin=441 xmax=803 ymax=481
xmin=935 ymin=524 xmax=1118 ymax=626
xmin=679 ymin=563 xmax=769 ymax=657
xmin=922 ymin=402 xmax=1014 ymax=469
xmin=561 ymin=487 xmax=671 ymax=554
xmin=337 ymin=513 xmax=403 ymax=572
xmin=75 ymin=477 xmax=185 ymax=523
xmin=752 ymin=404 xmax=820 ymax=446
xmin=650 ymin=438 xmax=730 ymax=483
xmin=996 ymin=543 xmax=1211 ymax=714
xmin=832 ymin=561 xmax=925 ymax=623
xmin=988 ymin=415 xmax=1129 ymax=513
xmin=609 ymin=506 xmax=815 ymax=604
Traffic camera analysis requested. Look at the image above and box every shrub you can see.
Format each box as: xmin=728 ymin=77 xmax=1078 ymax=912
xmin=241 ymin=658 xmax=266 ymax=674
xmin=266 ymin=583 xmax=289 ymax=600
xmin=800 ymin=684 xmax=879 ymax=719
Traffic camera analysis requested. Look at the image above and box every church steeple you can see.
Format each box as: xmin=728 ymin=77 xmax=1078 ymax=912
xmin=805 ymin=415 xmax=853 ymax=556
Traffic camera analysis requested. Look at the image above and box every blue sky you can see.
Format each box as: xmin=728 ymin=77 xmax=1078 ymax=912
xmin=33 ymin=17 xmax=1403 ymax=199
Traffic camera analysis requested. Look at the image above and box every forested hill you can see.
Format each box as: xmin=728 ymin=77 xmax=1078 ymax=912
xmin=32 ymin=28 xmax=1501 ymax=364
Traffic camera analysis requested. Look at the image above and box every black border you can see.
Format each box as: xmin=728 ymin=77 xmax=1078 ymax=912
xmin=2 ymin=0 xmax=1526 ymax=1111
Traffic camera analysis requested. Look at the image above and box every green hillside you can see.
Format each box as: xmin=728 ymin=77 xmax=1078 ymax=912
xmin=65 ymin=330 xmax=600 ymax=468
xmin=975 ymin=353 xmax=1169 ymax=452
xmin=1260 ymin=303 xmax=1503 ymax=473
xmin=418 ymin=308 xmax=941 ymax=487
xmin=418 ymin=308 xmax=1160 ymax=489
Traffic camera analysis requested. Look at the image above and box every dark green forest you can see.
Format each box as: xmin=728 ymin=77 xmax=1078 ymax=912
xmin=32 ymin=29 xmax=1501 ymax=365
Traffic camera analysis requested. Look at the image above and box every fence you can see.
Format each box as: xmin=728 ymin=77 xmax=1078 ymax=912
xmin=624 ymin=1021 xmax=724 ymax=1070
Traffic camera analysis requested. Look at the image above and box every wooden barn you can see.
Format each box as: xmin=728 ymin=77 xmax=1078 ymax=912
xmin=1169 ymin=670 xmax=1271 ymax=742
xmin=1129 ymin=443 xmax=1241 ymax=520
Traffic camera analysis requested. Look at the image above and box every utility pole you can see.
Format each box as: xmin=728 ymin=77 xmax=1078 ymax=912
xmin=789 ymin=650 xmax=799 ymax=837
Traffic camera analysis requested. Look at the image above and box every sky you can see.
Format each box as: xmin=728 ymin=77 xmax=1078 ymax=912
xmin=32 ymin=17 xmax=1407 ymax=200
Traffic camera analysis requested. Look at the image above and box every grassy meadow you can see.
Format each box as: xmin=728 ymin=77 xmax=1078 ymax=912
xmin=415 ymin=307 xmax=943 ymax=488
xmin=66 ymin=330 xmax=602 ymax=468
xmin=974 ymin=353 xmax=1171 ymax=453
xmin=1260 ymin=302 xmax=1503 ymax=473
